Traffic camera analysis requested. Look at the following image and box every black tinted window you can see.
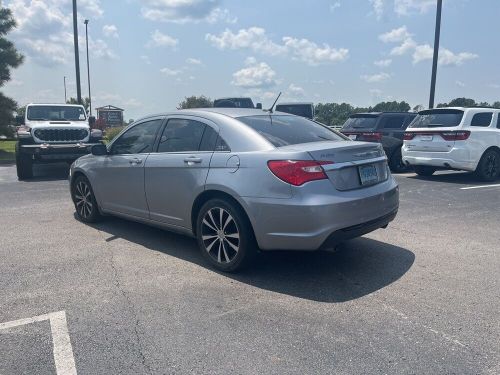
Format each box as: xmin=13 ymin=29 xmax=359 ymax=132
xmin=379 ymin=115 xmax=406 ymax=129
xmin=497 ymin=114 xmax=500 ymax=129
xmin=215 ymin=137 xmax=230 ymax=152
xmin=470 ymin=112 xmax=493 ymax=127
xmin=409 ymin=109 xmax=464 ymax=128
xmin=276 ymin=104 xmax=314 ymax=119
xmin=342 ymin=116 xmax=379 ymax=130
xmin=111 ymin=119 xmax=162 ymax=154
xmin=158 ymin=119 xmax=206 ymax=152
xmin=199 ymin=126 xmax=218 ymax=151
xmin=237 ymin=115 xmax=344 ymax=147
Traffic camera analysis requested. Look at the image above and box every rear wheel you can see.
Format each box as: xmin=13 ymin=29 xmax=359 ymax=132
xmin=196 ymin=199 xmax=256 ymax=272
xmin=389 ymin=147 xmax=409 ymax=173
xmin=71 ymin=175 xmax=101 ymax=223
xmin=414 ymin=166 xmax=436 ymax=177
xmin=475 ymin=149 xmax=500 ymax=182
xmin=15 ymin=143 xmax=33 ymax=180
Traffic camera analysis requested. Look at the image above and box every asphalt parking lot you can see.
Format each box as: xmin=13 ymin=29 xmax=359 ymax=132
xmin=0 ymin=163 xmax=499 ymax=375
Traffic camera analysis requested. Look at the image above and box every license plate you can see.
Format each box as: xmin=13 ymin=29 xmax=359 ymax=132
xmin=359 ymin=164 xmax=378 ymax=185
xmin=420 ymin=135 xmax=433 ymax=141
xmin=348 ymin=134 xmax=357 ymax=140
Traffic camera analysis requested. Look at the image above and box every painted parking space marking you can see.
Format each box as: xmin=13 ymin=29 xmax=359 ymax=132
xmin=460 ymin=183 xmax=500 ymax=190
xmin=0 ymin=311 xmax=77 ymax=375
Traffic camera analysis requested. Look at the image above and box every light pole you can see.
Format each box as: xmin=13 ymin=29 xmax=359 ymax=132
xmin=72 ymin=0 xmax=82 ymax=104
xmin=84 ymin=19 xmax=92 ymax=116
xmin=429 ymin=0 xmax=442 ymax=109
xmin=63 ymin=76 xmax=67 ymax=102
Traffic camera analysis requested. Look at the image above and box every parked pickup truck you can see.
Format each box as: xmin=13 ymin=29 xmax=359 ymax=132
xmin=15 ymin=103 xmax=103 ymax=180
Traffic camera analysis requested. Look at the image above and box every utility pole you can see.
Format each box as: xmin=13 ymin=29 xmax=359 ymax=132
xmin=64 ymin=76 xmax=67 ymax=102
xmin=72 ymin=0 xmax=82 ymax=104
xmin=84 ymin=19 xmax=92 ymax=115
xmin=429 ymin=0 xmax=442 ymax=109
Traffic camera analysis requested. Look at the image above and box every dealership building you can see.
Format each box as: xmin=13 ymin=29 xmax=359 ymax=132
xmin=96 ymin=105 xmax=124 ymax=127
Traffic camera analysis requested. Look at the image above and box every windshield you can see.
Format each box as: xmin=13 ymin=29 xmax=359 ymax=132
xmin=342 ymin=115 xmax=379 ymax=130
xmin=27 ymin=105 xmax=87 ymax=121
xmin=275 ymin=104 xmax=314 ymax=119
xmin=409 ymin=109 xmax=464 ymax=128
xmin=237 ymin=115 xmax=344 ymax=147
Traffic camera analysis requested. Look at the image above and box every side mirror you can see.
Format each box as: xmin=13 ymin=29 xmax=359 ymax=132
xmin=16 ymin=115 xmax=24 ymax=126
xmin=91 ymin=144 xmax=107 ymax=156
xmin=88 ymin=115 xmax=96 ymax=126
xmin=256 ymin=103 xmax=262 ymax=109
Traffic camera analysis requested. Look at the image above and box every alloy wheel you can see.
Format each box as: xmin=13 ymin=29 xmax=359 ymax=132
xmin=74 ymin=180 xmax=93 ymax=219
xmin=485 ymin=153 xmax=499 ymax=179
xmin=201 ymin=207 xmax=240 ymax=264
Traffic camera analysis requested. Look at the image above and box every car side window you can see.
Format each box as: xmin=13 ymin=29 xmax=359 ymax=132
xmin=199 ymin=125 xmax=219 ymax=151
xmin=379 ymin=116 xmax=406 ymax=129
xmin=470 ymin=112 xmax=493 ymax=127
xmin=157 ymin=118 xmax=206 ymax=153
xmin=110 ymin=119 xmax=162 ymax=155
xmin=497 ymin=114 xmax=500 ymax=129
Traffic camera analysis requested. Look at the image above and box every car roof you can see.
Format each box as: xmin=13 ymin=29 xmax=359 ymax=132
xmin=214 ymin=97 xmax=253 ymax=101
xmin=27 ymin=103 xmax=84 ymax=107
xmin=276 ymin=102 xmax=314 ymax=106
xmin=140 ymin=107 xmax=284 ymax=120
xmin=353 ymin=111 xmax=414 ymax=116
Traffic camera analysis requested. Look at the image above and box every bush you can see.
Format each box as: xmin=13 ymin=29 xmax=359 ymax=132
xmin=104 ymin=126 xmax=125 ymax=142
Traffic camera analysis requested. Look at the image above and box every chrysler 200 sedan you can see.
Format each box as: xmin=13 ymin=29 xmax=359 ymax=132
xmin=69 ymin=108 xmax=399 ymax=272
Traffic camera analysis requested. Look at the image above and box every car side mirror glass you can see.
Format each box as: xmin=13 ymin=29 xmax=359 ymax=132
xmin=91 ymin=144 xmax=108 ymax=156
xmin=16 ymin=115 xmax=24 ymax=125
xmin=256 ymin=103 xmax=262 ymax=109
xmin=88 ymin=115 xmax=96 ymax=126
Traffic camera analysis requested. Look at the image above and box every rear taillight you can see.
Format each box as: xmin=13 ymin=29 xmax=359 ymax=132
xmin=440 ymin=131 xmax=470 ymax=141
xmin=359 ymin=132 xmax=382 ymax=141
xmin=267 ymin=160 xmax=333 ymax=186
xmin=403 ymin=132 xmax=416 ymax=140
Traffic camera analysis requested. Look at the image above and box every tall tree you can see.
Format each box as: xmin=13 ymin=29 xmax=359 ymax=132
xmin=0 ymin=7 xmax=24 ymax=136
xmin=177 ymin=95 xmax=213 ymax=109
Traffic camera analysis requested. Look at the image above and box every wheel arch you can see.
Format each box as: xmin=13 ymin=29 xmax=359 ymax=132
xmin=191 ymin=189 xmax=255 ymax=237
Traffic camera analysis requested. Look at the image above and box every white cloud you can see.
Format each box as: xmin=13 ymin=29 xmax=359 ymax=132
xmin=455 ymin=80 xmax=465 ymax=88
xmin=288 ymin=83 xmax=305 ymax=97
xmin=374 ymin=59 xmax=392 ymax=67
xmin=141 ymin=0 xmax=235 ymax=24
xmin=160 ymin=67 xmax=182 ymax=76
xmin=330 ymin=1 xmax=341 ymax=12
xmin=89 ymin=38 xmax=119 ymax=60
xmin=370 ymin=0 xmax=384 ymax=20
xmin=206 ymin=27 xmax=348 ymax=66
xmin=390 ymin=38 xmax=417 ymax=56
xmin=79 ymin=0 xmax=104 ymax=18
xmin=186 ymin=58 xmax=202 ymax=65
xmin=412 ymin=44 xmax=433 ymax=63
xmin=379 ymin=26 xmax=412 ymax=43
xmin=103 ymin=24 xmax=118 ymax=38
xmin=146 ymin=30 xmax=178 ymax=48
xmin=412 ymin=44 xmax=478 ymax=66
xmin=394 ymin=0 xmax=435 ymax=15
xmin=231 ymin=58 xmax=278 ymax=88
xmin=487 ymin=83 xmax=500 ymax=89
xmin=361 ymin=72 xmax=391 ymax=83
xmin=140 ymin=55 xmax=151 ymax=65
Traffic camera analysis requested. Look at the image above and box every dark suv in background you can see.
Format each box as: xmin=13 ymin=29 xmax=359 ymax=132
xmin=340 ymin=112 xmax=417 ymax=172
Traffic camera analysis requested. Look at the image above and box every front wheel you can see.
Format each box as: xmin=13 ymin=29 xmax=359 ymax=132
xmin=475 ymin=149 xmax=500 ymax=182
xmin=414 ymin=166 xmax=436 ymax=177
xmin=196 ymin=199 xmax=256 ymax=272
xmin=71 ymin=175 xmax=101 ymax=223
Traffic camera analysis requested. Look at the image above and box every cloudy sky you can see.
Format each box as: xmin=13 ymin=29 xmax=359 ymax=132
xmin=3 ymin=0 xmax=500 ymax=120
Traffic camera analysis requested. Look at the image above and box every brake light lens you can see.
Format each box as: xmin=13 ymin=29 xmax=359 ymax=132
xmin=440 ymin=131 xmax=470 ymax=141
xmin=359 ymin=132 xmax=382 ymax=141
xmin=403 ymin=132 xmax=416 ymax=140
xmin=267 ymin=160 xmax=333 ymax=186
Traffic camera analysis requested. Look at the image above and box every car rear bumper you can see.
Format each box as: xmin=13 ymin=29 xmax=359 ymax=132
xmin=242 ymin=177 xmax=399 ymax=251
xmin=402 ymin=148 xmax=477 ymax=171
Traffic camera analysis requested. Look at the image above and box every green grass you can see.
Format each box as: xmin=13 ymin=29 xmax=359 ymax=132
xmin=0 ymin=140 xmax=16 ymax=161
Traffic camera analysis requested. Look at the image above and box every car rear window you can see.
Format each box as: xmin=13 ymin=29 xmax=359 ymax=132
xmin=275 ymin=104 xmax=314 ymax=119
xmin=237 ymin=115 xmax=344 ymax=147
xmin=342 ymin=115 xmax=379 ymax=130
xmin=409 ymin=109 xmax=464 ymax=128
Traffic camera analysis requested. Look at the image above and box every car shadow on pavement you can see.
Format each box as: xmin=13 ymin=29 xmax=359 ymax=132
xmin=28 ymin=163 xmax=70 ymax=182
xmin=91 ymin=217 xmax=415 ymax=303
xmin=408 ymin=171 xmax=492 ymax=185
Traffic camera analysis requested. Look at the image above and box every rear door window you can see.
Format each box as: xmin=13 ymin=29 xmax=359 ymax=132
xmin=158 ymin=118 xmax=206 ymax=153
xmin=409 ymin=109 xmax=464 ymax=128
xmin=342 ymin=115 xmax=379 ymax=130
xmin=237 ymin=115 xmax=343 ymax=147
xmin=379 ymin=115 xmax=406 ymax=129
xmin=470 ymin=112 xmax=493 ymax=127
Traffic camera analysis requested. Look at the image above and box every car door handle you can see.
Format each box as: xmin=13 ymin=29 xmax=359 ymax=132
xmin=128 ymin=158 xmax=143 ymax=165
xmin=184 ymin=156 xmax=202 ymax=164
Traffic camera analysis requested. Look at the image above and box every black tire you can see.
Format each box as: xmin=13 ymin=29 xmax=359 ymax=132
xmin=475 ymin=149 xmax=500 ymax=182
xmin=388 ymin=147 xmax=410 ymax=173
xmin=15 ymin=142 xmax=33 ymax=180
xmin=414 ymin=166 xmax=436 ymax=177
xmin=196 ymin=198 xmax=257 ymax=272
xmin=71 ymin=175 xmax=102 ymax=223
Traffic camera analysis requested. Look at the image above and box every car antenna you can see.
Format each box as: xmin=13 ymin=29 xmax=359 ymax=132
xmin=267 ymin=92 xmax=282 ymax=113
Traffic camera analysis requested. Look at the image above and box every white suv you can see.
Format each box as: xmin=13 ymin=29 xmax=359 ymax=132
xmin=402 ymin=107 xmax=500 ymax=181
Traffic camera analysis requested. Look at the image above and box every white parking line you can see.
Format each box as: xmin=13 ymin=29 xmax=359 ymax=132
xmin=460 ymin=184 xmax=500 ymax=190
xmin=0 ymin=311 xmax=77 ymax=375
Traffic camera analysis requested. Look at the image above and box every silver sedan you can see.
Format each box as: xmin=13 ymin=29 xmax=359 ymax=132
xmin=69 ymin=108 xmax=399 ymax=272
